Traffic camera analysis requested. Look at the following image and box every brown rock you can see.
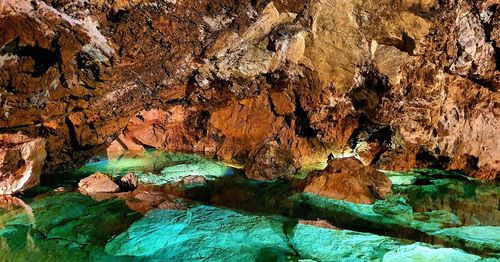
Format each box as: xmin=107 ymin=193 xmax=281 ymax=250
xmin=125 ymin=191 xmax=167 ymax=214
xmin=181 ymin=175 xmax=206 ymax=184
xmin=245 ymin=141 xmax=296 ymax=181
xmin=78 ymin=172 xmax=120 ymax=194
xmin=1 ymin=0 xmax=498 ymax=179
xmin=304 ymin=157 xmax=392 ymax=204
xmin=355 ymin=141 xmax=384 ymax=166
xmin=270 ymin=90 xmax=295 ymax=115
xmin=0 ymin=133 xmax=46 ymax=195
xmin=298 ymin=219 xmax=338 ymax=230
xmin=117 ymin=173 xmax=139 ymax=191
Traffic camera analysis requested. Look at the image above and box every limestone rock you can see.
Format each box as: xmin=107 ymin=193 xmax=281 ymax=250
xmin=78 ymin=172 xmax=120 ymax=194
xmin=304 ymin=157 xmax=392 ymax=204
xmin=450 ymin=9 xmax=496 ymax=79
xmin=0 ymin=133 xmax=46 ymax=195
xmin=245 ymin=141 xmax=296 ymax=181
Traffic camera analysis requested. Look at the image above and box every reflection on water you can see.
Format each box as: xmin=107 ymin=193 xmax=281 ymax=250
xmin=0 ymin=152 xmax=498 ymax=261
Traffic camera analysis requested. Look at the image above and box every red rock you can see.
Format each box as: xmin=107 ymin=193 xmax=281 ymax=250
xmin=304 ymin=157 xmax=392 ymax=204
xmin=0 ymin=133 xmax=46 ymax=195
xmin=78 ymin=172 xmax=120 ymax=194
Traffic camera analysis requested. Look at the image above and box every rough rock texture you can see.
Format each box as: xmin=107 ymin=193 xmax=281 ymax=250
xmin=117 ymin=172 xmax=138 ymax=191
xmin=78 ymin=172 xmax=120 ymax=194
xmin=244 ymin=141 xmax=296 ymax=181
xmin=0 ymin=0 xmax=499 ymax=178
xmin=0 ymin=133 xmax=46 ymax=194
xmin=104 ymin=205 xmax=486 ymax=261
xmin=304 ymin=157 xmax=392 ymax=204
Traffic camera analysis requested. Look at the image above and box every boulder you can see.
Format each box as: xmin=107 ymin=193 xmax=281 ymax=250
xmin=0 ymin=133 xmax=46 ymax=195
xmin=78 ymin=172 xmax=120 ymax=194
xmin=245 ymin=141 xmax=296 ymax=181
xmin=117 ymin=173 xmax=139 ymax=191
xmin=304 ymin=157 xmax=392 ymax=204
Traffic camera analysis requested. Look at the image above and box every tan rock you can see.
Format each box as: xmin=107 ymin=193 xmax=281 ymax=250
xmin=304 ymin=157 xmax=392 ymax=204
xmin=78 ymin=172 xmax=120 ymax=194
xmin=0 ymin=133 xmax=46 ymax=195
xmin=450 ymin=10 xmax=496 ymax=79
xmin=373 ymin=44 xmax=414 ymax=86
xmin=298 ymin=219 xmax=338 ymax=230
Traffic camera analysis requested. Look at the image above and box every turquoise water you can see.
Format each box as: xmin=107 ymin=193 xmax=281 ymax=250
xmin=0 ymin=152 xmax=499 ymax=261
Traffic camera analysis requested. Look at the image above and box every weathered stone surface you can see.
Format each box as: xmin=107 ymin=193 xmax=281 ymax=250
xmin=105 ymin=205 xmax=486 ymax=261
xmin=304 ymin=157 xmax=392 ymax=204
xmin=245 ymin=141 xmax=296 ymax=181
xmin=117 ymin=172 xmax=138 ymax=191
xmin=0 ymin=133 xmax=46 ymax=195
xmin=78 ymin=172 xmax=120 ymax=194
xmin=1 ymin=0 xmax=498 ymax=178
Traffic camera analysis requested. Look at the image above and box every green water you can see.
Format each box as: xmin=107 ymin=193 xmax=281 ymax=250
xmin=0 ymin=152 xmax=499 ymax=261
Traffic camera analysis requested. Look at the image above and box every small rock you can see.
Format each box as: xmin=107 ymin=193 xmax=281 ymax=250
xmin=158 ymin=198 xmax=188 ymax=210
xmin=245 ymin=141 xmax=296 ymax=181
xmin=126 ymin=191 xmax=167 ymax=214
xmin=304 ymin=157 xmax=392 ymax=204
xmin=298 ymin=219 xmax=338 ymax=230
xmin=181 ymin=175 xmax=206 ymax=184
xmin=117 ymin=173 xmax=138 ymax=191
xmin=78 ymin=172 xmax=120 ymax=194
xmin=0 ymin=133 xmax=46 ymax=195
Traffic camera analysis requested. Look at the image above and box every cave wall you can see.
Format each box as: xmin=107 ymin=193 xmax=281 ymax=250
xmin=0 ymin=0 xmax=498 ymax=178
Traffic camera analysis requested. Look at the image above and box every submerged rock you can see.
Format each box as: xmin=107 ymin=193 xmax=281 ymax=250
xmin=304 ymin=157 xmax=392 ymax=204
xmin=245 ymin=141 xmax=296 ymax=181
xmin=106 ymin=205 xmax=486 ymax=261
xmin=0 ymin=133 xmax=46 ymax=195
xmin=0 ymin=192 xmax=141 ymax=261
xmin=78 ymin=172 xmax=120 ymax=194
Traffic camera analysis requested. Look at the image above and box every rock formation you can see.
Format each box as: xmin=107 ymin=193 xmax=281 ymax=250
xmin=304 ymin=157 xmax=392 ymax=204
xmin=0 ymin=133 xmax=46 ymax=194
xmin=0 ymin=0 xmax=498 ymax=179
xmin=78 ymin=172 xmax=120 ymax=194
xmin=244 ymin=140 xmax=296 ymax=181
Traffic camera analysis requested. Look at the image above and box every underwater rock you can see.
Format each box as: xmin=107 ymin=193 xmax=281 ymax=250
xmin=0 ymin=192 xmax=141 ymax=261
xmin=245 ymin=141 xmax=296 ymax=181
xmin=304 ymin=157 xmax=392 ymax=204
xmin=0 ymin=133 xmax=46 ymax=195
xmin=106 ymin=205 xmax=486 ymax=261
xmin=78 ymin=172 xmax=120 ymax=194
xmin=125 ymin=191 xmax=169 ymax=214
